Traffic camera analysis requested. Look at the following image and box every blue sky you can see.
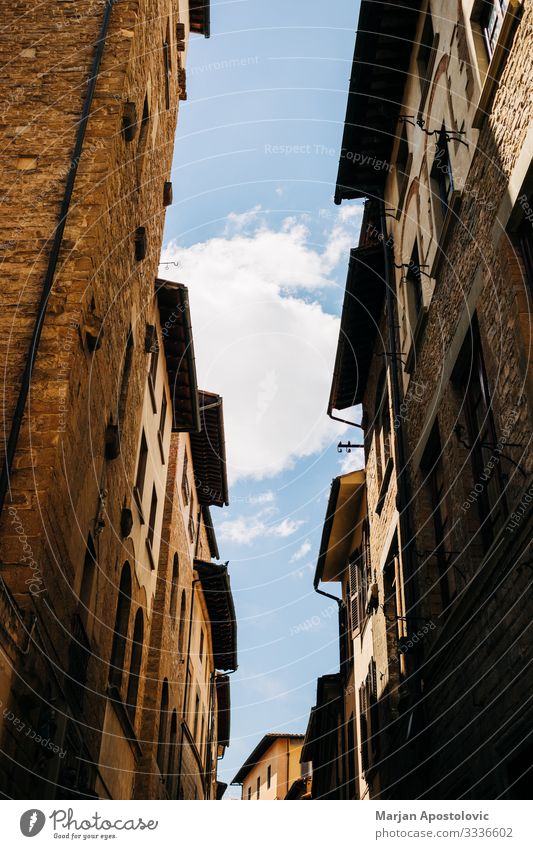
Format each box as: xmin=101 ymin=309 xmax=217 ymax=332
xmin=159 ymin=0 xmax=363 ymax=796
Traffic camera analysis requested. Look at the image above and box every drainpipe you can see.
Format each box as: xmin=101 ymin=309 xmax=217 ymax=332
xmin=0 ymin=0 xmax=116 ymax=516
xmin=176 ymin=576 xmax=200 ymax=799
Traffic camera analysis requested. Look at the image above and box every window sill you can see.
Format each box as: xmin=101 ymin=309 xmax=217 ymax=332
xmin=430 ymin=190 xmax=463 ymax=279
xmin=405 ymin=306 xmax=429 ymax=374
xmin=133 ymin=486 xmax=145 ymax=524
xmin=473 ymin=0 xmax=523 ymax=130
xmin=376 ymin=457 xmax=394 ymax=516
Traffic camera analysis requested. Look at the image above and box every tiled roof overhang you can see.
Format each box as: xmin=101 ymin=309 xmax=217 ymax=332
xmin=328 ymin=244 xmax=386 ymax=413
xmin=216 ymin=674 xmax=231 ymax=749
xmin=155 ymin=279 xmax=201 ymax=433
xmin=189 ymin=0 xmax=210 ymax=37
xmin=194 ymin=560 xmax=237 ymax=672
xmin=335 ymin=0 xmax=422 ymax=204
xmin=231 ymin=734 xmax=305 ymax=785
xmin=315 ymin=470 xmax=365 ymax=587
xmin=190 ymin=390 xmax=229 ymax=507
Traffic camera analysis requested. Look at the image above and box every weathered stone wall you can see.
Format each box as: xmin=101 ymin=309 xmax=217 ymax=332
xmin=0 ymin=0 xmax=196 ymax=798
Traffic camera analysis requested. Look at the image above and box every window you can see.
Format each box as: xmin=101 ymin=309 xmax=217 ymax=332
xmin=267 ymin=764 xmax=271 ymax=789
xmin=178 ymin=591 xmax=187 ymax=653
xmin=480 ymin=0 xmax=509 ymax=60
xmin=417 ymin=8 xmax=437 ymax=105
xmin=134 ymin=431 xmax=148 ymax=511
xmin=199 ymin=716 xmax=205 ymax=757
xmin=395 ymin=123 xmax=411 ymax=209
xmin=374 ymin=368 xmax=392 ymax=497
xmin=256 ymin=776 xmax=260 ymax=799
xmin=349 ymin=521 xmax=371 ymax=636
xmin=199 ymin=629 xmax=204 ymax=664
xmin=163 ymin=29 xmax=171 ymax=110
xmin=193 ymin=692 xmax=200 ymax=741
xmin=169 ymin=555 xmax=179 ymax=619
xmin=188 ymin=512 xmax=196 ymax=544
xmin=405 ymin=241 xmax=424 ymax=323
xmin=181 ymin=454 xmax=190 ymax=505
xmin=78 ymin=534 xmax=97 ymax=629
xmin=109 ymin=563 xmax=132 ymax=689
xmin=167 ymin=711 xmax=178 ymax=797
xmin=126 ymin=608 xmax=144 ymax=721
xmin=431 ymin=127 xmax=454 ymax=224
xmin=454 ymin=318 xmax=507 ymax=552
xmin=156 ymin=679 xmax=169 ymax=774
xmin=247 ymin=786 xmax=251 ymax=800
xmin=159 ymin=390 xmax=168 ymax=440
xmin=136 ymin=94 xmax=150 ymax=188
xmin=147 ymin=485 xmax=158 ymax=553
xmin=148 ymin=342 xmax=159 ymax=413
xmin=421 ymin=422 xmax=456 ymax=609
xmin=514 ymin=193 xmax=533 ymax=294
xmin=117 ymin=327 xmax=134 ymax=428
xmin=359 ymin=660 xmax=379 ymax=773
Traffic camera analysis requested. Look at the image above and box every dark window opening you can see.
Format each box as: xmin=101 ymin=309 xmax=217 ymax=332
xmin=406 ymin=241 xmax=424 ymax=321
xmin=135 ymin=431 xmax=148 ymax=506
xmin=125 ymin=608 xmax=144 ymax=721
xmin=78 ymin=534 xmax=97 ymax=629
xmin=421 ymin=421 xmax=456 ymax=609
xmin=178 ymin=591 xmax=187 ymax=653
xmin=480 ymin=0 xmax=509 ymax=60
xmin=109 ymin=563 xmax=132 ymax=689
xmin=156 ymin=679 xmax=169 ymax=774
xmin=417 ymin=9 xmax=437 ymax=98
xmin=136 ymin=95 xmax=150 ymax=188
xmin=159 ymin=390 xmax=168 ymax=439
xmin=454 ymin=317 xmax=507 ymax=552
xmin=147 ymin=485 xmax=158 ymax=551
xmin=515 ymin=194 xmax=533 ymax=294
xmin=256 ymin=776 xmax=261 ymax=799
xmin=163 ymin=27 xmax=171 ymax=110
xmin=181 ymin=455 xmax=190 ymax=505
xmin=117 ymin=327 xmax=134 ymax=428
xmin=267 ymin=764 xmax=271 ymax=789
xmin=169 ymin=555 xmax=179 ymax=619
xmin=431 ymin=128 xmax=454 ymax=222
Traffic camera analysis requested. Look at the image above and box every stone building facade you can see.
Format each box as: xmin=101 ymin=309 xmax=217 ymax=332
xmin=0 ymin=0 xmax=236 ymax=800
xmin=312 ymin=0 xmax=533 ymax=799
xmin=232 ymin=733 xmax=310 ymax=800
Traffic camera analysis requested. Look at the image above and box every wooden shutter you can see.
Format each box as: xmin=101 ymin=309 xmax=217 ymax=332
xmin=350 ymin=556 xmax=360 ymax=635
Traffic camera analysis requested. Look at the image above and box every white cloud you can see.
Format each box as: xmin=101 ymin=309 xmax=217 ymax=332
xmin=161 ymin=207 xmax=361 ymax=483
xmin=248 ymin=491 xmax=275 ymax=505
xmin=219 ymin=513 xmax=305 ymax=545
xmin=290 ymin=540 xmax=312 ymax=562
xmin=338 ymin=447 xmax=365 ymax=475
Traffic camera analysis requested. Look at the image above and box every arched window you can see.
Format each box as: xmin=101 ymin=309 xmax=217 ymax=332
xmin=178 ymin=591 xmax=187 ymax=653
xmin=167 ymin=709 xmax=178 ymax=796
xmin=126 ymin=608 xmax=144 ymax=721
xmin=136 ymin=94 xmax=150 ymax=188
xmin=117 ymin=326 xmax=134 ymax=428
xmin=109 ymin=562 xmax=132 ymax=688
xmin=169 ymin=555 xmax=179 ymax=620
xmin=78 ymin=534 xmax=97 ymax=628
xmin=156 ymin=678 xmax=169 ymax=774
xmin=375 ymin=368 xmax=391 ymax=491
